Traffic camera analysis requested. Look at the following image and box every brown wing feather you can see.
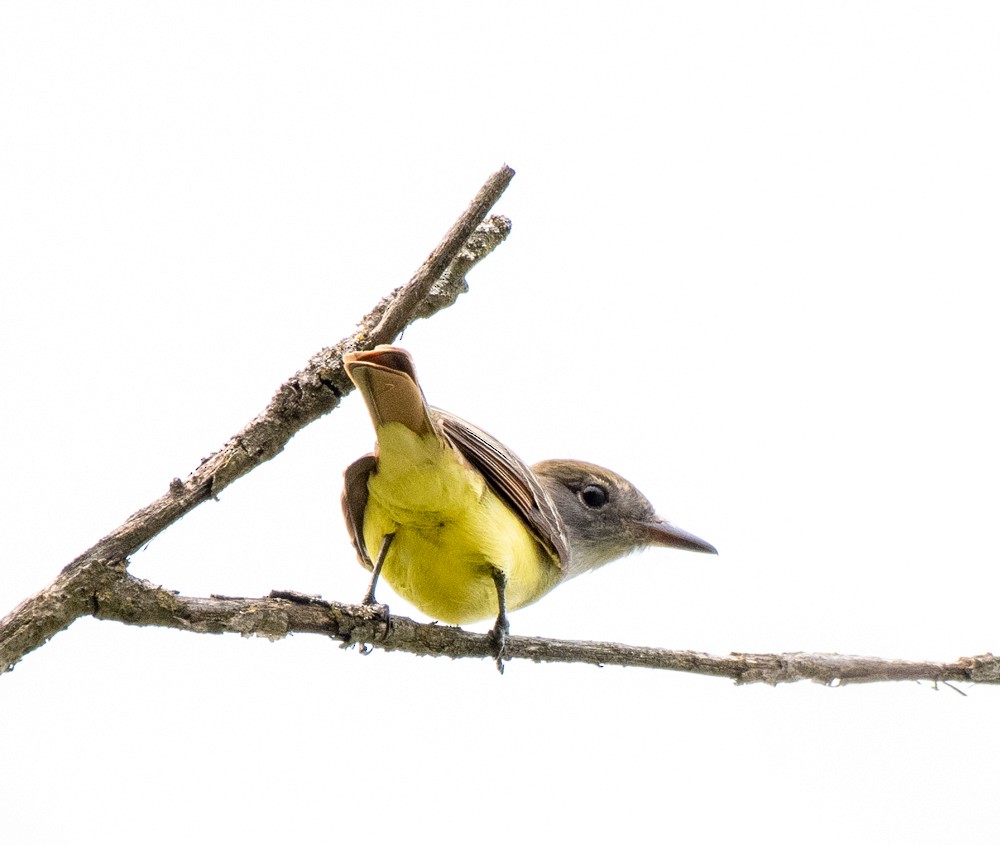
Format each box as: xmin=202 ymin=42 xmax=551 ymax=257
xmin=342 ymin=453 xmax=377 ymax=570
xmin=434 ymin=408 xmax=570 ymax=569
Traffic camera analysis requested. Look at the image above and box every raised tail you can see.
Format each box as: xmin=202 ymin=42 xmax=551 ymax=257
xmin=344 ymin=346 xmax=435 ymax=436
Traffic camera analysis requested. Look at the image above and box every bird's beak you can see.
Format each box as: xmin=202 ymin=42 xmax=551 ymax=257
xmin=638 ymin=519 xmax=718 ymax=555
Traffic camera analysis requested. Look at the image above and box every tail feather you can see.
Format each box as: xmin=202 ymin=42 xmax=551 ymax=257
xmin=344 ymin=346 xmax=434 ymax=436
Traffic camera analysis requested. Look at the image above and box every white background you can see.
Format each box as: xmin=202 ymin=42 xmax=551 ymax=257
xmin=2 ymin=3 xmax=999 ymax=842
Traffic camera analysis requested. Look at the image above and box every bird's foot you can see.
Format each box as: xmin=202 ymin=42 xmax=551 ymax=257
xmin=361 ymin=600 xmax=391 ymax=641
xmin=488 ymin=617 xmax=511 ymax=675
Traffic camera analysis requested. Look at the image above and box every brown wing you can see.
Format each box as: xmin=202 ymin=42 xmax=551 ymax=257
xmin=433 ymin=408 xmax=570 ymax=569
xmin=342 ymin=453 xmax=377 ymax=570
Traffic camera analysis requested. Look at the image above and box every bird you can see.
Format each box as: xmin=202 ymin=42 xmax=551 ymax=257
xmin=341 ymin=345 xmax=716 ymax=670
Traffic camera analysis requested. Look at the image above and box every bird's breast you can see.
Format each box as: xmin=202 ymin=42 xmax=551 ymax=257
xmin=362 ymin=423 xmax=562 ymax=624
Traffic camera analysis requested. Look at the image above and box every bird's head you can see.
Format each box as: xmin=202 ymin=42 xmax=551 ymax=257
xmin=532 ymin=459 xmax=717 ymax=577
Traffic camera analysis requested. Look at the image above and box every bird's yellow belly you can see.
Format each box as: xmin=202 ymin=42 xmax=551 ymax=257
xmin=362 ymin=423 xmax=560 ymax=625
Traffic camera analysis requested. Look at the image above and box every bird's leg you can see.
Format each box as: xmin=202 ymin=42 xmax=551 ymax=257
xmin=357 ymin=533 xmax=394 ymax=643
xmin=488 ymin=568 xmax=510 ymax=674
xmin=361 ymin=532 xmax=394 ymax=606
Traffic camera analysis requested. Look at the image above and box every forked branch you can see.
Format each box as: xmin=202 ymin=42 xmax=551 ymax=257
xmin=0 ymin=165 xmax=514 ymax=673
xmin=2 ymin=163 xmax=996 ymax=690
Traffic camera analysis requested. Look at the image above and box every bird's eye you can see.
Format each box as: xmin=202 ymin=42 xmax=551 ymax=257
xmin=579 ymin=484 xmax=609 ymax=509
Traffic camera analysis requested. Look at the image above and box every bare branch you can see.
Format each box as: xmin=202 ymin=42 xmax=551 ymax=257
xmin=0 ymin=166 xmax=514 ymax=673
xmin=0 ymin=559 xmax=125 ymax=673
xmin=86 ymin=573 xmax=1000 ymax=687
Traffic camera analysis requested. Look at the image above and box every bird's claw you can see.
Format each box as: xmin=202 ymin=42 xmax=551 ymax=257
xmin=488 ymin=618 xmax=510 ymax=674
xmin=342 ymin=601 xmax=390 ymax=653
xmin=361 ymin=601 xmax=391 ymax=641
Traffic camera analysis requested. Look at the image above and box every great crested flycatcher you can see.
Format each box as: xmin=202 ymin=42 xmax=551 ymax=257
xmin=342 ymin=345 xmax=715 ymax=668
